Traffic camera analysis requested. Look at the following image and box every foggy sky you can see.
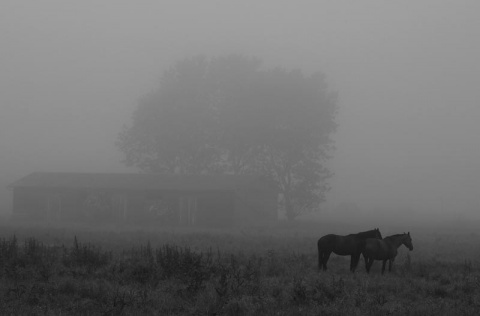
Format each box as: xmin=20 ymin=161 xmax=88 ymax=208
xmin=2 ymin=1 xmax=480 ymax=219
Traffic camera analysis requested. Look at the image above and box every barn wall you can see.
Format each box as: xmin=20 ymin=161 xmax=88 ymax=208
xmin=196 ymin=191 xmax=234 ymax=227
xmin=234 ymin=188 xmax=278 ymax=225
xmin=12 ymin=186 xmax=275 ymax=226
xmin=124 ymin=190 xmax=179 ymax=225
xmin=130 ymin=190 xmax=235 ymax=227
xmin=13 ymin=188 xmax=47 ymax=219
xmin=13 ymin=188 xmax=129 ymax=222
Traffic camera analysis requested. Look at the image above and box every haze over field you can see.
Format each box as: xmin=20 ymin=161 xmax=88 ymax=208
xmin=1 ymin=1 xmax=480 ymax=222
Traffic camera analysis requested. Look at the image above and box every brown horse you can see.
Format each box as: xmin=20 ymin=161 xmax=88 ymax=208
xmin=317 ymin=228 xmax=382 ymax=272
xmin=363 ymin=232 xmax=413 ymax=274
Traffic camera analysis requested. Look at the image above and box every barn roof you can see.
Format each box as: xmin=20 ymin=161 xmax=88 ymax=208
xmin=8 ymin=172 xmax=276 ymax=192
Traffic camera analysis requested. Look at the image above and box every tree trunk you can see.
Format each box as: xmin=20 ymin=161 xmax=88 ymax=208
xmin=284 ymin=193 xmax=295 ymax=221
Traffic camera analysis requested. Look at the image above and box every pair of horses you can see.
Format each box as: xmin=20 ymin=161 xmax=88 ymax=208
xmin=317 ymin=228 xmax=413 ymax=274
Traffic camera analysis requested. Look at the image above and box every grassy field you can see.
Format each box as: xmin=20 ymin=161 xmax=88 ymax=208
xmin=0 ymin=220 xmax=479 ymax=315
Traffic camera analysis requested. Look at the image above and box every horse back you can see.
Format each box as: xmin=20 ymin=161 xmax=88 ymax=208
xmin=328 ymin=234 xmax=363 ymax=255
xmin=319 ymin=232 xmax=375 ymax=256
xmin=317 ymin=234 xmax=337 ymax=250
xmin=364 ymin=239 xmax=392 ymax=260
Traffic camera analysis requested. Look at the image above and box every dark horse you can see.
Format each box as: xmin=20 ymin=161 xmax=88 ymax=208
xmin=363 ymin=232 xmax=413 ymax=274
xmin=317 ymin=228 xmax=382 ymax=272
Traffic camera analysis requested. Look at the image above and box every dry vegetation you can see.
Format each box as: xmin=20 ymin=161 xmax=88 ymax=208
xmin=0 ymin=220 xmax=479 ymax=315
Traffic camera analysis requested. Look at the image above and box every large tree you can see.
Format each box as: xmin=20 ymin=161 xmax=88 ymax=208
xmin=117 ymin=54 xmax=337 ymax=220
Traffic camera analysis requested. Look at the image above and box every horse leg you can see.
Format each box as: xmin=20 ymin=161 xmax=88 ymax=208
xmin=322 ymin=252 xmax=331 ymax=271
xmin=351 ymin=253 xmax=360 ymax=273
xmin=318 ymin=250 xmax=323 ymax=270
xmin=369 ymin=258 xmax=375 ymax=273
xmin=366 ymin=258 xmax=373 ymax=273
xmin=389 ymin=259 xmax=393 ymax=272
xmin=381 ymin=260 xmax=387 ymax=275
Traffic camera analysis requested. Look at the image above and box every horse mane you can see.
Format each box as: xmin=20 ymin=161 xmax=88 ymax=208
xmin=384 ymin=233 xmax=407 ymax=240
xmin=358 ymin=228 xmax=376 ymax=233
xmin=356 ymin=228 xmax=379 ymax=238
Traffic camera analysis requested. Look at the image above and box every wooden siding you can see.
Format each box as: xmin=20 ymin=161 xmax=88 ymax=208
xmin=10 ymin=173 xmax=278 ymax=226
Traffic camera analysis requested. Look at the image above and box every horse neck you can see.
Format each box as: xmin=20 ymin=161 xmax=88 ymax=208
xmin=357 ymin=230 xmax=377 ymax=238
xmin=385 ymin=235 xmax=406 ymax=249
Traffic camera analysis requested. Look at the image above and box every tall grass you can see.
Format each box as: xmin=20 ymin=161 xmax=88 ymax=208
xmin=0 ymin=224 xmax=478 ymax=315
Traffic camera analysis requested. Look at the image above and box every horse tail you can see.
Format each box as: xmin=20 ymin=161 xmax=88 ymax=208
xmin=317 ymin=238 xmax=322 ymax=268
xmin=317 ymin=235 xmax=334 ymax=269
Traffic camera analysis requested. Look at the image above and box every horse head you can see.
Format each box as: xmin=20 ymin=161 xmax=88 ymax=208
xmin=403 ymin=232 xmax=413 ymax=251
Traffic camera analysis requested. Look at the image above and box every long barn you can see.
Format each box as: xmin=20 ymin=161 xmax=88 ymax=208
xmin=8 ymin=172 xmax=278 ymax=226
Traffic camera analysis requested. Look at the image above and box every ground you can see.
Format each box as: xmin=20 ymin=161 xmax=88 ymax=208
xmin=0 ymin=218 xmax=478 ymax=315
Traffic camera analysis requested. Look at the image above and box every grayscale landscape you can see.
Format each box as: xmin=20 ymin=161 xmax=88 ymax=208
xmin=0 ymin=1 xmax=479 ymax=314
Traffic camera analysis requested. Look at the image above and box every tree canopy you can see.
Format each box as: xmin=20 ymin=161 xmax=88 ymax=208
xmin=117 ymin=54 xmax=337 ymax=220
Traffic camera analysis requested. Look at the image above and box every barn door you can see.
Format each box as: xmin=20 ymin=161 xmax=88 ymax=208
xmin=178 ymin=196 xmax=197 ymax=226
xmin=46 ymin=194 xmax=62 ymax=221
xmin=111 ymin=194 xmax=127 ymax=221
